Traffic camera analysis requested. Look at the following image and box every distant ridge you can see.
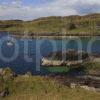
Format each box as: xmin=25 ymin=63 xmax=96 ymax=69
xmin=0 ymin=13 xmax=100 ymax=36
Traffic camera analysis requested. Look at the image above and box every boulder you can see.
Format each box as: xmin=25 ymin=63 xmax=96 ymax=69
xmin=70 ymin=83 xmax=77 ymax=88
xmin=42 ymin=58 xmax=64 ymax=66
xmin=0 ymin=88 xmax=9 ymax=97
xmin=80 ymin=85 xmax=96 ymax=92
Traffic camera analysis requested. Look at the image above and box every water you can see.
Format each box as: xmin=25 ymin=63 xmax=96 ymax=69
xmin=0 ymin=32 xmax=100 ymax=74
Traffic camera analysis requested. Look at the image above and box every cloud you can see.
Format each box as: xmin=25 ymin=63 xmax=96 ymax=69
xmin=0 ymin=0 xmax=100 ymax=20
xmin=73 ymin=0 xmax=100 ymax=14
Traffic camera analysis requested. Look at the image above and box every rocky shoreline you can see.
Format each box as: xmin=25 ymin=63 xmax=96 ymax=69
xmin=42 ymin=50 xmax=90 ymax=67
xmin=0 ymin=66 xmax=100 ymax=98
xmin=50 ymin=74 xmax=100 ymax=92
xmin=42 ymin=58 xmax=85 ymax=67
xmin=41 ymin=50 xmax=100 ymax=92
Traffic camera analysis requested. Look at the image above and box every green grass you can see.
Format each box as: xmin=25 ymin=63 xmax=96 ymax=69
xmin=44 ymin=67 xmax=70 ymax=73
xmin=0 ymin=76 xmax=99 ymax=100
xmin=0 ymin=62 xmax=100 ymax=100
xmin=0 ymin=13 xmax=100 ymax=35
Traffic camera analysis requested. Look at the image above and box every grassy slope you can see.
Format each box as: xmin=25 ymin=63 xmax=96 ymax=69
xmin=0 ymin=13 xmax=100 ymax=35
xmin=1 ymin=76 xmax=100 ymax=100
xmin=0 ymin=62 xmax=100 ymax=100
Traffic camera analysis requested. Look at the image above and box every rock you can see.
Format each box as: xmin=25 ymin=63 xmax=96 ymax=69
xmin=46 ymin=50 xmax=89 ymax=61
xmin=0 ymin=68 xmax=3 ymax=75
xmin=70 ymin=83 xmax=77 ymax=88
xmin=22 ymin=72 xmax=32 ymax=78
xmin=12 ymin=72 xmax=18 ymax=78
xmin=26 ymin=72 xmax=32 ymax=76
xmin=0 ymin=88 xmax=9 ymax=97
xmin=67 ymin=60 xmax=83 ymax=66
xmin=42 ymin=58 xmax=64 ymax=66
xmin=80 ymin=85 xmax=96 ymax=92
xmin=95 ymin=88 xmax=100 ymax=92
xmin=42 ymin=58 xmax=84 ymax=67
xmin=42 ymin=50 xmax=89 ymax=67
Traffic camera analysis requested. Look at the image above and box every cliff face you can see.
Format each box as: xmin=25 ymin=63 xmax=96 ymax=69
xmin=0 ymin=13 xmax=100 ymax=36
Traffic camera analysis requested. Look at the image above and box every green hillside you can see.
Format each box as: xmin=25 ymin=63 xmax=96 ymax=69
xmin=0 ymin=13 xmax=100 ymax=36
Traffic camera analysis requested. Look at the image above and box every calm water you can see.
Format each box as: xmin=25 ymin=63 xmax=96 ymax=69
xmin=0 ymin=32 xmax=100 ymax=74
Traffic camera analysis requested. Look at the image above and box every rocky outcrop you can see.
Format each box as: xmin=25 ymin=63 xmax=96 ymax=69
xmin=42 ymin=50 xmax=89 ymax=67
xmin=0 ymin=88 xmax=9 ymax=97
xmin=42 ymin=58 xmax=84 ymax=67
xmin=70 ymin=83 xmax=100 ymax=92
xmin=42 ymin=58 xmax=64 ymax=66
xmin=51 ymin=75 xmax=100 ymax=92
xmin=80 ymin=85 xmax=96 ymax=92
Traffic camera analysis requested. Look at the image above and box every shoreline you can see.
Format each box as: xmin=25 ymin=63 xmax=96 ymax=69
xmin=11 ymin=34 xmax=100 ymax=39
xmin=0 ymin=31 xmax=100 ymax=39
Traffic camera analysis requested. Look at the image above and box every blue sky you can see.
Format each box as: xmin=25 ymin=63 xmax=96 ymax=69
xmin=0 ymin=0 xmax=100 ymax=20
xmin=0 ymin=0 xmax=52 ymax=7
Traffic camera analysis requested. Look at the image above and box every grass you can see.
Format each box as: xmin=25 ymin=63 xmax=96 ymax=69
xmin=0 ymin=62 xmax=100 ymax=100
xmin=82 ymin=62 xmax=100 ymax=75
xmin=0 ymin=13 xmax=100 ymax=35
xmin=0 ymin=75 xmax=99 ymax=100
xmin=43 ymin=67 xmax=70 ymax=73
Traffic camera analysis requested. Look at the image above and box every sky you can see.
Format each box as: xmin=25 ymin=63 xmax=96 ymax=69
xmin=0 ymin=0 xmax=100 ymax=20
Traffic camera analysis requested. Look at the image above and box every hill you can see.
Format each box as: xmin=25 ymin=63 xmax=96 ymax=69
xmin=0 ymin=13 xmax=100 ymax=36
